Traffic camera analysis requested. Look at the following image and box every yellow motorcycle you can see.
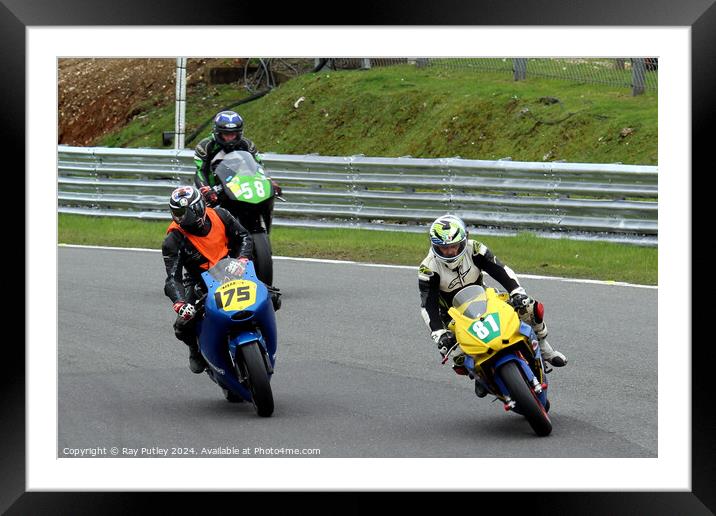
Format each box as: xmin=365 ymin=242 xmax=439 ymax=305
xmin=446 ymin=285 xmax=552 ymax=436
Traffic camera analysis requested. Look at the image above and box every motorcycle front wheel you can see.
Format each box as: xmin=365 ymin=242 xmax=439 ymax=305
xmin=238 ymin=341 xmax=274 ymax=417
xmin=251 ymin=231 xmax=274 ymax=287
xmin=500 ymin=361 xmax=552 ymax=437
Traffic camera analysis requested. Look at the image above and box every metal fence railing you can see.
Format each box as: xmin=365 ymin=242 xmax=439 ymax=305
xmin=58 ymin=146 xmax=658 ymax=246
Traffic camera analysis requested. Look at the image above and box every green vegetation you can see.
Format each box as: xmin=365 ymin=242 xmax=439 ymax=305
xmin=58 ymin=214 xmax=657 ymax=285
xmin=80 ymin=64 xmax=658 ymax=285
xmin=97 ymin=84 xmax=254 ymax=148
xmin=96 ymin=64 xmax=657 ymax=165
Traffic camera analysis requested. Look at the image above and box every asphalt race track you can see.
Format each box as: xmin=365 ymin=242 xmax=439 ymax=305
xmin=58 ymin=246 xmax=657 ymax=458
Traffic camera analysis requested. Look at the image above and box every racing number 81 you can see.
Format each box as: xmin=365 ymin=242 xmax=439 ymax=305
xmin=471 ymin=314 xmax=500 ymax=340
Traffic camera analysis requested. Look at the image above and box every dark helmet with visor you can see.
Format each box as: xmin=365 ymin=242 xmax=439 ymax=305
xmin=212 ymin=110 xmax=244 ymax=151
xmin=169 ymin=186 xmax=208 ymax=235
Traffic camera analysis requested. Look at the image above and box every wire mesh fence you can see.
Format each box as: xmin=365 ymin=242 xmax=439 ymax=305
xmin=214 ymin=57 xmax=657 ymax=95
xmin=525 ymin=58 xmax=657 ymax=91
xmin=417 ymin=58 xmax=515 ymax=73
xmin=241 ymin=58 xmax=317 ymax=93
xmin=316 ymin=57 xmax=658 ymax=94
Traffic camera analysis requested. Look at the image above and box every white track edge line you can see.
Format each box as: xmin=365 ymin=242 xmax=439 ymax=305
xmin=58 ymin=243 xmax=657 ymax=289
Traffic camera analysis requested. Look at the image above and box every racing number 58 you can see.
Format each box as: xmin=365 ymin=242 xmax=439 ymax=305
xmin=239 ymin=181 xmax=266 ymax=200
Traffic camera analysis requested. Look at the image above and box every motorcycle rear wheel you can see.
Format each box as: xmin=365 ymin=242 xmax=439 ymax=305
xmin=239 ymin=341 xmax=274 ymax=417
xmin=500 ymin=361 xmax=552 ymax=437
xmin=251 ymin=231 xmax=274 ymax=287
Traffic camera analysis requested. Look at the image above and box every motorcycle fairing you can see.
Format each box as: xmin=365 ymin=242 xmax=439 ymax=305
xmin=213 ymin=151 xmax=273 ymax=205
xmin=449 ymin=308 xmax=522 ymax=358
xmin=224 ymin=175 xmax=272 ymax=205
xmin=519 ymin=321 xmax=537 ymax=340
xmin=464 ymin=355 xmax=475 ymax=370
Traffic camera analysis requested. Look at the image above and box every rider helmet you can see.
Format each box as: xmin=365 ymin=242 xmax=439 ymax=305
xmin=169 ymin=186 xmax=209 ymax=235
xmin=212 ymin=110 xmax=244 ymax=152
xmin=429 ymin=214 xmax=469 ymax=267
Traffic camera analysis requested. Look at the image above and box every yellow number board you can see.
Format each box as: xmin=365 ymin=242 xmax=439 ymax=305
xmin=214 ymin=280 xmax=257 ymax=312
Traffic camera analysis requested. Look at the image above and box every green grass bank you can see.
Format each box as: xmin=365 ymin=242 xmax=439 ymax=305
xmin=97 ymin=65 xmax=657 ymax=165
xmin=58 ymin=214 xmax=657 ymax=286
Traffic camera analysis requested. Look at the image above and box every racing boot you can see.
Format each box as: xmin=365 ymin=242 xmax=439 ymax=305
xmin=175 ymin=324 xmax=207 ymax=374
xmin=187 ymin=342 xmax=207 ymax=374
xmin=268 ymin=285 xmax=282 ymax=311
xmin=474 ymin=378 xmax=488 ymax=398
xmin=529 ymin=312 xmax=567 ymax=367
xmin=539 ymin=338 xmax=567 ymax=367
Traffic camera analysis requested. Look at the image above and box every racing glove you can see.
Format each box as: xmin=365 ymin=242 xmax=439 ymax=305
xmin=225 ymin=257 xmax=249 ymax=276
xmin=199 ymin=185 xmax=218 ymax=206
xmin=433 ymin=330 xmax=457 ymax=357
xmin=173 ymin=301 xmax=197 ymax=321
xmin=509 ymin=287 xmax=532 ymax=311
xmin=270 ymin=179 xmax=282 ymax=197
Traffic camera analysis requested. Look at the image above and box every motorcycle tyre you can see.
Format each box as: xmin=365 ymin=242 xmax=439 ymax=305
xmin=251 ymin=231 xmax=274 ymax=287
xmin=239 ymin=341 xmax=274 ymax=417
xmin=500 ymin=361 xmax=552 ymax=437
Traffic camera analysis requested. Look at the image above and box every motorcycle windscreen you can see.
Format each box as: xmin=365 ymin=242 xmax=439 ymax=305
xmin=205 ymin=257 xmax=249 ymax=283
xmin=203 ymin=258 xmax=262 ymax=314
xmin=452 ymin=285 xmax=488 ymax=318
xmin=212 ymin=151 xmax=271 ymax=204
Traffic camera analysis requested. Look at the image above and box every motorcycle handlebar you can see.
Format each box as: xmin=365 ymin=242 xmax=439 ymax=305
xmin=194 ymin=293 xmax=208 ymax=313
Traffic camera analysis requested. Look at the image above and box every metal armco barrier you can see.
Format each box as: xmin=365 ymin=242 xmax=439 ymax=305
xmin=58 ymin=146 xmax=658 ymax=246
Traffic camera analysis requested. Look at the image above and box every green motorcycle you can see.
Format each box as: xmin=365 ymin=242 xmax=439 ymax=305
xmin=210 ymin=151 xmax=278 ymax=287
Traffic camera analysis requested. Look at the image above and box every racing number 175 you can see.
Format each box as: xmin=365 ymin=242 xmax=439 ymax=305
xmin=215 ymin=285 xmax=251 ymax=309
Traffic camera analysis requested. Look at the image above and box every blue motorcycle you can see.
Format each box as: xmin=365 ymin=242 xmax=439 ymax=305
xmin=194 ymin=257 xmax=280 ymax=417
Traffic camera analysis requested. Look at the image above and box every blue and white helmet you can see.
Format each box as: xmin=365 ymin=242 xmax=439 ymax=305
xmin=429 ymin=215 xmax=469 ymax=265
xmin=213 ymin=110 xmax=244 ymax=151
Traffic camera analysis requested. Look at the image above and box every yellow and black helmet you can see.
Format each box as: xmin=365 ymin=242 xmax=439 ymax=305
xmin=429 ymin=215 xmax=468 ymax=263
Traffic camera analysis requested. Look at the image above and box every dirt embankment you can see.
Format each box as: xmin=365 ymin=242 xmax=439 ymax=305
xmin=58 ymin=58 xmax=315 ymax=146
xmin=58 ymin=58 xmax=227 ymax=145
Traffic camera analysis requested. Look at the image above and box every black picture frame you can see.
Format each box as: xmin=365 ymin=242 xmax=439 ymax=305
xmin=5 ymin=1 xmax=711 ymax=513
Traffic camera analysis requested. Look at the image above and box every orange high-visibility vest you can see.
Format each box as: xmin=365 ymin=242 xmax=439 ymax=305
xmin=167 ymin=207 xmax=228 ymax=270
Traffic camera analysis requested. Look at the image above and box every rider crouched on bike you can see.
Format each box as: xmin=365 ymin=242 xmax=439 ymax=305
xmin=418 ymin=215 xmax=567 ymax=396
xmin=162 ymin=186 xmax=254 ymax=374
xmin=193 ymin=110 xmax=282 ymax=206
